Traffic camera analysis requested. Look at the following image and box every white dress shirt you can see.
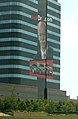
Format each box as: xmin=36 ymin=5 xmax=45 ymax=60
xmin=41 ymin=49 xmax=46 ymax=59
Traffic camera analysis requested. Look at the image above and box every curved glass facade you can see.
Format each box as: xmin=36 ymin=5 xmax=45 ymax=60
xmin=0 ymin=0 xmax=65 ymax=100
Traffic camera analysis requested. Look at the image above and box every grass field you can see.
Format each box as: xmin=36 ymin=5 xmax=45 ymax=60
xmin=0 ymin=116 xmax=78 ymax=119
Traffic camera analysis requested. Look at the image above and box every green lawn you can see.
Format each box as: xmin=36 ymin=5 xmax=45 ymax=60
xmin=0 ymin=116 xmax=78 ymax=119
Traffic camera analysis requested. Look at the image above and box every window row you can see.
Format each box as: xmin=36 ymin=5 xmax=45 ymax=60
xmin=48 ymin=0 xmax=60 ymax=6
xmin=0 ymin=2 xmax=38 ymax=12
xmin=0 ymin=38 xmax=37 ymax=46
xmin=0 ymin=74 xmax=37 ymax=80
xmin=0 ymin=28 xmax=37 ymax=37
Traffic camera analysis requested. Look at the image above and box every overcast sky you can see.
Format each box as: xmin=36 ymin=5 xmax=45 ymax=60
xmin=58 ymin=0 xmax=78 ymax=99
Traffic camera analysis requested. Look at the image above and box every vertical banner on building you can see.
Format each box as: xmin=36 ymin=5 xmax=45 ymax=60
xmin=29 ymin=0 xmax=53 ymax=79
xmin=29 ymin=21 xmax=53 ymax=79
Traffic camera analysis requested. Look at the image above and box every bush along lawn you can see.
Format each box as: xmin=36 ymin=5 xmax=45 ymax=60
xmin=0 ymin=95 xmax=78 ymax=115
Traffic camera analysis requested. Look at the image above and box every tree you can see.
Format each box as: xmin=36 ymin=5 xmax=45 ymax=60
xmin=0 ymin=99 xmax=4 ymax=112
xmin=45 ymin=100 xmax=57 ymax=114
xmin=61 ymin=100 xmax=76 ymax=112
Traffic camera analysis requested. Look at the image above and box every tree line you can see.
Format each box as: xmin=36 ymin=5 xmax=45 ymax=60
xmin=0 ymin=96 xmax=78 ymax=114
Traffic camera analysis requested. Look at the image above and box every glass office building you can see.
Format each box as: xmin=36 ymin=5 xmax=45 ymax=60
xmin=0 ymin=0 xmax=67 ymax=100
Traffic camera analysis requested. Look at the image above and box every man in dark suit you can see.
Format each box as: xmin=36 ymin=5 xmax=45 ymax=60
xmin=34 ymin=21 xmax=53 ymax=60
xmin=34 ymin=46 xmax=53 ymax=60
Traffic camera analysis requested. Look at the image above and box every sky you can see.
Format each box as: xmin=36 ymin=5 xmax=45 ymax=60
xmin=58 ymin=0 xmax=78 ymax=99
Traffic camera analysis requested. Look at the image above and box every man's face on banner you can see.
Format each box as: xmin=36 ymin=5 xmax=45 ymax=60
xmin=39 ymin=33 xmax=46 ymax=51
xmin=38 ymin=22 xmax=47 ymax=51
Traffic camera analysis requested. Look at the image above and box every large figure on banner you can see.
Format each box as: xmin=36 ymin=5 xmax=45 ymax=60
xmin=34 ymin=21 xmax=53 ymax=60
xmin=29 ymin=21 xmax=53 ymax=79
